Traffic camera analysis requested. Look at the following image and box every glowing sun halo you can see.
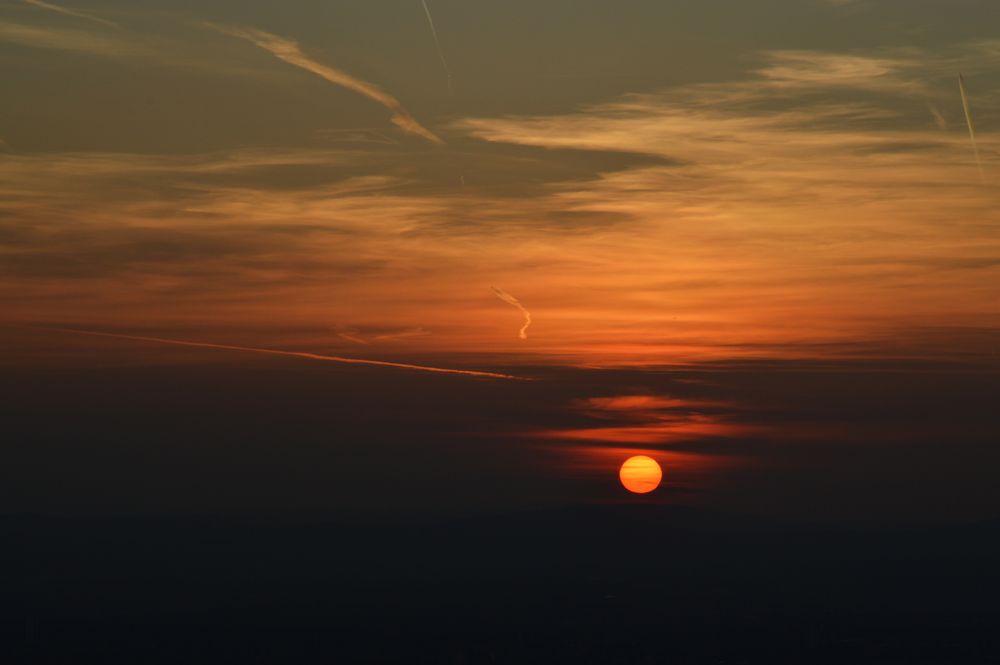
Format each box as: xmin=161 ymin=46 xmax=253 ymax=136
xmin=619 ymin=456 xmax=663 ymax=494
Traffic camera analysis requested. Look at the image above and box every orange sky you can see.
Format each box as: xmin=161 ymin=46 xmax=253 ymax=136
xmin=1 ymin=3 xmax=999 ymax=371
xmin=2 ymin=0 xmax=1000 ymax=527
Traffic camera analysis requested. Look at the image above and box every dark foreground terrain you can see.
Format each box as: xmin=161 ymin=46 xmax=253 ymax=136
xmin=3 ymin=506 xmax=1000 ymax=664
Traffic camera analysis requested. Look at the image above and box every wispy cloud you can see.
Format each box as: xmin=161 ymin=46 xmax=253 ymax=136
xmin=22 ymin=0 xmax=118 ymax=29
xmin=0 ymin=19 xmax=288 ymax=80
xmin=207 ymin=23 xmax=443 ymax=144
xmin=539 ymin=394 xmax=748 ymax=446
xmin=755 ymin=50 xmax=917 ymax=91
xmin=0 ymin=20 xmax=133 ymax=56
xmin=451 ymin=46 xmax=1000 ymax=363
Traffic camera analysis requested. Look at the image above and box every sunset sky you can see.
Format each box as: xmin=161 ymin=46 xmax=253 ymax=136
xmin=3 ymin=0 xmax=1000 ymax=524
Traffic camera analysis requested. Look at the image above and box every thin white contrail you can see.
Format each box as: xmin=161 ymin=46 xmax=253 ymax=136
xmin=208 ymin=23 xmax=443 ymax=144
xmin=959 ymin=74 xmax=985 ymax=183
xmin=39 ymin=327 xmax=524 ymax=380
xmin=419 ymin=0 xmax=453 ymax=96
xmin=22 ymin=0 xmax=118 ymax=29
xmin=491 ymin=286 xmax=532 ymax=340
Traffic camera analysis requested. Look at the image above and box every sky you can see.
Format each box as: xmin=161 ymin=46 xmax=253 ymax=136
xmin=2 ymin=0 xmax=999 ymax=525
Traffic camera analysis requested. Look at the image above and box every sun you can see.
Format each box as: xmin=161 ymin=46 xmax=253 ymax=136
xmin=619 ymin=455 xmax=663 ymax=494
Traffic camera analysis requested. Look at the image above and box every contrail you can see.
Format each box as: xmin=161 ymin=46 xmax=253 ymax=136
xmin=333 ymin=325 xmax=369 ymax=345
xmin=959 ymin=74 xmax=985 ymax=182
xmin=419 ymin=0 xmax=453 ymax=96
xmin=491 ymin=286 xmax=532 ymax=340
xmin=22 ymin=0 xmax=118 ymax=29
xmin=208 ymin=23 xmax=443 ymax=144
xmin=335 ymin=330 xmax=370 ymax=345
xmin=39 ymin=327 xmax=524 ymax=380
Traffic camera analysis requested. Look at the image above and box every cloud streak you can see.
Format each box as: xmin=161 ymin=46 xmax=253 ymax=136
xmin=22 ymin=0 xmax=118 ymax=29
xmin=208 ymin=23 xmax=443 ymax=144
xmin=538 ymin=394 xmax=748 ymax=446
xmin=0 ymin=20 xmax=132 ymax=56
xmin=491 ymin=286 xmax=532 ymax=340
xmin=755 ymin=50 xmax=916 ymax=92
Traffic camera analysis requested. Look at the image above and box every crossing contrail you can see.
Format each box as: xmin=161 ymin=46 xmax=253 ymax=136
xmin=336 ymin=331 xmax=370 ymax=345
xmin=22 ymin=0 xmax=118 ymax=28
xmin=491 ymin=287 xmax=532 ymax=340
xmin=419 ymin=0 xmax=453 ymax=96
xmin=38 ymin=327 xmax=524 ymax=380
xmin=959 ymin=74 xmax=985 ymax=182
xmin=208 ymin=23 xmax=443 ymax=144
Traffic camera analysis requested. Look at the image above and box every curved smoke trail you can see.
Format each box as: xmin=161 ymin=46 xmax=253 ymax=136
xmin=491 ymin=286 xmax=532 ymax=340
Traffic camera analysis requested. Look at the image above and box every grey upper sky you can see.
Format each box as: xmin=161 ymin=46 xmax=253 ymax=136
xmin=2 ymin=0 xmax=998 ymax=153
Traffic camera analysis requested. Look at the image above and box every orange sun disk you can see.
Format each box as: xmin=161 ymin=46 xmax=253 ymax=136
xmin=619 ymin=455 xmax=663 ymax=494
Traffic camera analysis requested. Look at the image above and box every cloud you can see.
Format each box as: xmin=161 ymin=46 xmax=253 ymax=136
xmin=0 ymin=19 xmax=346 ymax=85
xmin=22 ymin=0 xmax=118 ymax=29
xmin=455 ymin=46 xmax=995 ymax=189
xmin=1 ymin=43 xmax=998 ymax=369
xmin=206 ymin=23 xmax=443 ymax=144
xmin=451 ymin=46 xmax=1000 ymax=363
xmin=538 ymin=394 xmax=748 ymax=446
xmin=0 ymin=20 xmax=133 ymax=56
xmin=754 ymin=50 xmax=917 ymax=91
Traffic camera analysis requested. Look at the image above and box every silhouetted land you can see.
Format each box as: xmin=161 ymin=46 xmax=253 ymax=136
xmin=4 ymin=506 xmax=1000 ymax=664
